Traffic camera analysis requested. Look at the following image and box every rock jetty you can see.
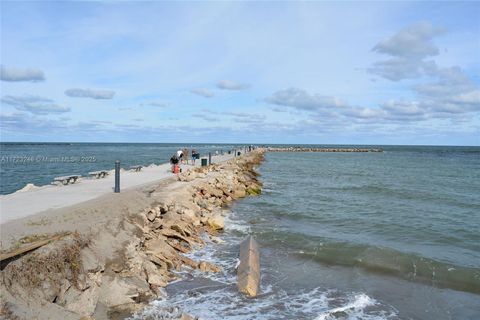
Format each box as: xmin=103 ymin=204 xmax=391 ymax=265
xmin=0 ymin=150 xmax=265 ymax=320
xmin=267 ymin=147 xmax=383 ymax=152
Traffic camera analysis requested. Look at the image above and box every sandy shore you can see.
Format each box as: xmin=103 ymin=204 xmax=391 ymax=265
xmin=0 ymin=150 xmax=264 ymax=320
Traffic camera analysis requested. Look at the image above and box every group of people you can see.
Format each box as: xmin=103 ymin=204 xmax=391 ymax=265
xmin=170 ymin=148 xmax=200 ymax=173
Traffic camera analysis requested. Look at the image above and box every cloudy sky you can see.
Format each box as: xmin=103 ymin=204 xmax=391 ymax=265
xmin=1 ymin=1 xmax=479 ymax=145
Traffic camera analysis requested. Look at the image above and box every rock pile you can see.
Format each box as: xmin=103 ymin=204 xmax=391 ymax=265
xmin=0 ymin=150 xmax=265 ymax=320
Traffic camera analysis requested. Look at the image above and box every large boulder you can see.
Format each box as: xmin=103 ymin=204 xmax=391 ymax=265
xmin=98 ymin=276 xmax=146 ymax=308
xmin=207 ymin=214 xmax=224 ymax=230
xmin=198 ymin=261 xmax=221 ymax=273
xmin=246 ymin=185 xmax=261 ymax=196
xmin=80 ymin=247 xmax=104 ymax=273
xmin=63 ymin=284 xmax=100 ymax=316
xmin=232 ymin=187 xmax=246 ymax=199
xmin=144 ymin=261 xmax=168 ymax=287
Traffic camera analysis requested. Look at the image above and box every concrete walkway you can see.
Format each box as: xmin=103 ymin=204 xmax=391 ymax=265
xmin=0 ymin=153 xmax=235 ymax=224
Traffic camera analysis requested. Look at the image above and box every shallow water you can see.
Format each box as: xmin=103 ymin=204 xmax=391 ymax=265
xmin=133 ymin=146 xmax=480 ymax=319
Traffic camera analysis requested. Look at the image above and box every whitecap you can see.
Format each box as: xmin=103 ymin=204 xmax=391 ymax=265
xmin=315 ymin=293 xmax=380 ymax=320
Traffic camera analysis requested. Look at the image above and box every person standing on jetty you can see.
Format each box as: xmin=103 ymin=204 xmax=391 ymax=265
xmin=176 ymin=149 xmax=183 ymax=164
xmin=191 ymin=149 xmax=199 ymax=165
xmin=170 ymin=154 xmax=179 ymax=173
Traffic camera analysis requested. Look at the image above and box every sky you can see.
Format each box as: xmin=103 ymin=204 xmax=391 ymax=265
xmin=1 ymin=1 xmax=479 ymax=145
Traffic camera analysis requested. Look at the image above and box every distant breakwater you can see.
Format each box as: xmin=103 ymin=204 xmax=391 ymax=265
xmin=266 ymin=147 xmax=383 ymax=152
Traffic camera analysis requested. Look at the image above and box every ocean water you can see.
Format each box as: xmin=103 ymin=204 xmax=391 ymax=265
xmin=132 ymin=146 xmax=480 ymax=320
xmin=1 ymin=143 xmax=479 ymax=318
xmin=0 ymin=143 xmax=242 ymax=194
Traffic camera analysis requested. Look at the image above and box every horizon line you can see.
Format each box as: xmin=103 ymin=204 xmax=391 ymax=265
xmin=0 ymin=141 xmax=479 ymax=147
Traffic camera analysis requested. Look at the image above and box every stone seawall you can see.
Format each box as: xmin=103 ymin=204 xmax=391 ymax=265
xmin=0 ymin=150 xmax=265 ymax=320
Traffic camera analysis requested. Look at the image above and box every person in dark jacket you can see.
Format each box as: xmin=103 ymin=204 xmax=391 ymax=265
xmin=191 ymin=149 xmax=199 ymax=165
xmin=170 ymin=154 xmax=179 ymax=172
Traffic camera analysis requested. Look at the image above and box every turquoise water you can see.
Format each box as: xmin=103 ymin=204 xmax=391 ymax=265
xmin=134 ymin=146 xmax=480 ymax=320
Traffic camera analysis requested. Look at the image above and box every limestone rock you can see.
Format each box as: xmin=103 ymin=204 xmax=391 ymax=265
xmin=246 ymin=185 xmax=261 ymax=196
xmin=144 ymin=237 xmax=177 ymax=258
xmin=207 ymin=214 xmax=224 ymax=230
xmin=180 ymin=209 xmax=200 ymax=226
xmin=146 ymin=209 xmax=156 ymax=222
xmin=180 ymin=313 xmax=195 ymax=320
xmin=233 ymin=187 xmax=246 ymax=199
xmin=98 ymin=276 xmax=137 ymax=308
xmin=198 ymin=261 xmax=221 ymax=273
xmin=80 ymin=247 xmax=104 ymax=273
xmin=201 ymin=184 xmax=224 ymax=198
xmin=196 ymin=199 xmax=209 ymax=210
xmin=63 ymin=284 xmax=100 ymax=316
xmin=144 ymin=261 xmax=168 ymax=287
xmin=210 ymin=235 xmax=225 ymax=244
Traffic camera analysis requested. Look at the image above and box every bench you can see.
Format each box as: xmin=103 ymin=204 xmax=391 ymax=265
xmin=89 ymin=170 xmax=109 ymax=179
xmin=129 ymin=165 xmax=143 ymax=172
xmin=53 ymin=175 xmax=81 ymax=185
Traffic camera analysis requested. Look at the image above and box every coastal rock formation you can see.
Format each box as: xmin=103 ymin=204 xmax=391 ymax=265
xmin=0 ymin=150 xmax=265 ymax=319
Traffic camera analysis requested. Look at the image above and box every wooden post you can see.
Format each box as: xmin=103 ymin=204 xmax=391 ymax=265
xmin=237 ymin=236 xmax=260 ymax=297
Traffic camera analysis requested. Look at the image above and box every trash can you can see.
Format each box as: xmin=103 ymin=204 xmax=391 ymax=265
xmin=201 ymin=158 xmax=208 ymax=166
xmin=237 ymin=151 xmax=241 ymax=156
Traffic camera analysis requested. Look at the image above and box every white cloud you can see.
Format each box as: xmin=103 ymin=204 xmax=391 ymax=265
xmin=65 ymin=88 xmax=115 ymax=99
xmin=192 ymin=113 xmax=220 ymax=122
xmin=226 ymin=112 xmax=266 ymax=122
xmin=0 ymin=65 xmax=45 ymax=82
xmin=414 ymin=65 xmax=479 ymax=114
xmin=449 ymin=90 xmax=480 ymax=106
xmin=142 ymin=102 xmax=169 ymax=107
xmin=368 ymin=58 xmax=434 ymax=81
xmin=216 ymin=80 xmax=249 ymax=90
xmin=1 ymin=95 xmax=70 ymax=115
xmin=369 ymin=22 xmax=445 ymax=81
xmin=265 ymin=85 xmax=478 ymax=124
xmin=382 ymin=100 xmax=424 ymax=116
xmin=416 ymin=66 xmax=476 ymax=97
xmin=366 ymin=22 xmax=480 ymax=120
xmin=380 ymin=100 xmax=427 ymax=121
xmin=341 ymin=107 xmax=386 ymax=120
xmin=190 ymin=88 xmax=214 ymax=98
xmin=372 ymin=22 xmax=444 ymax=58
xmin=264 ymin=88 xmax=348 ymax=111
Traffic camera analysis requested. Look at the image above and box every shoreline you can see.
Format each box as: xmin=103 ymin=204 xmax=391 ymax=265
xmin=0 ymin=153 xmax=235 ymax=225
xmin=0 ymin=150 xmax=265 ymax=319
